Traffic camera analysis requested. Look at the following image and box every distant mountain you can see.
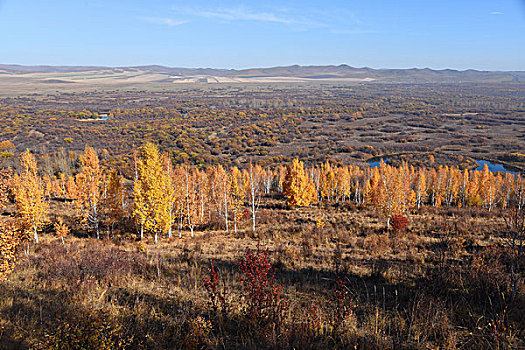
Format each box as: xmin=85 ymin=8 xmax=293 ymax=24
xmin=0 ymin=64 xmax=108 ymax=74
xmin=0 ymin=64 xmax=524 ymax=84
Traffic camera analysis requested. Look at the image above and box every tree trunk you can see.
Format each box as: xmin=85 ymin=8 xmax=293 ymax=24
xmin=33 ymin=225 xmax=39 ymax=244
xmin=179 ymin=214 xmax=183 ymax=238
xmin=252 ymin=209 xmax=256 ymax=233
xmin=224 ymin=195 xmax=229 ymax=233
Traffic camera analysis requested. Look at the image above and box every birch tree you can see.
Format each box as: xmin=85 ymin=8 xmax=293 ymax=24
xmin=13 ymin=149 xmax=47 ymax=244
xmin=75 ymin=146 xmax=103 ymax=239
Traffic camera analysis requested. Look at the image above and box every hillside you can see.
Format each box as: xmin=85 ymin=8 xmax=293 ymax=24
xmin=1 ymin=64 xmax=524 ymax=88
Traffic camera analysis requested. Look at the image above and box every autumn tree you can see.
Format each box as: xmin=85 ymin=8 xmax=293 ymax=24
xmin=66 ymin=175 xmax=78 ymax=200
xmin=0 ymin=167 xmax=12 ymax=208
xmin=513 ymin=175 xmax=525 ymax=210
xmin=104 ymin=169 xmax=125 ymax=238
xmin=428 ymin=167 xmax=444 ymax=207
xmin=283 ymin=158 xmax=317 ymax=208
xmin=0 ymin=220 xmax=21 ymax=281
xmin=459 ymin=169 xmax=469 ymax=207
xmin=369 ymin=161 xmax=414 ymax=228
xmin=209 ymin=165 xmax=231 ymax=232
xmin=75 ymin=146 xmax=103 ymax=239
xmin=194 ymin=168 xmax=209 ymax=230
xmin=244 ymin=163 xmax=263 ymax=234
xmin=334 ymin=166 xmax=352 ymax=203
xmin=277 ymin=166 xmax=287 ymax=193
xmin=230 ymin=166 xmax=245 ymax=233
xmin=133 ymin=142 xmax=170 ymax=243
xmin=441 ymin=166 xmax=459 ymax=206
xmin=133 ymin=150 xmax=147 ymax=240
xmin=171 ymin=165 xmax=185 ymax=238
xmin=262 ymin=167 xmax=274 ymax=194
xmin=54 ymin=218 xmax=69 ymax=245
xmin=0 ymin=172 xmax=20 ymax=281
xmin=414 ymin=168 xmax=427 ymax=209
xmin=479 ymin=163 xmax=497 ymax=211
xmin=183 ymin=165 xmax=199 ymax=238
xmin=319 ymin=161 xmax=336 ymax=202
xmin=13 ymin=149 xmax=47 ymax=244
xmin=162 ymin=154 xmax=179 ymax=239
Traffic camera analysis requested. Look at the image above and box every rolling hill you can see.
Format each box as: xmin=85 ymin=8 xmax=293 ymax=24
xmin=0 ymin=64 xmax=523 ymax=96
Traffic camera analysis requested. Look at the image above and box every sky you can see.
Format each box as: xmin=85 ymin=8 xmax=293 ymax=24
xmin=1 ymin=0 xmax=524 ymax=70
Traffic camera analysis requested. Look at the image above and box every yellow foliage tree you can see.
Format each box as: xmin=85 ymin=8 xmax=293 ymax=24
xmin=208 ymin=164 xmax=231 ymax=232
xmin=54 ymin=218 xmax=70 ymax=245
xmin=133 ymin=142 xmax=170 ymax=243
xmin=414 ymin=168 xmax=427 ymax=209
xmin=230 ymin=166 xmax=245 ymax=233
xmin=283 ymin=158 xmax=317 ymax=207
xmin=104 ymin=169 xmax=125 ymax=238
xmin=369 ymin=161 xmax=414 ymax=228
xmin=0 ymin=220 xmax=21 ymax=281
xmin=319 ymin=161 xmax=335 ymax=202
xmin=182 ymin=165 xmax=199 ymax=238
xmin=0 ymin=167 xmax=12 ymax=208
xmin=244 ymin=163 xmax=263 ymax=233
xmin=75 ymin=146 xmax=103 ymax=239
xmin=13 ymin=149 xmax=48 ymax=244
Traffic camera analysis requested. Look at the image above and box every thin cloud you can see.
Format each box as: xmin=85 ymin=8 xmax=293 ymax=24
xmin=194 ymin=6 xmax=298 ymax=24
xmin=170 ymin=5 xmax=367 ymax=33
xmin=490 ymin=11 xmax=504 ymax=15
xmin=139 ymin=16 xmax=187 ymax=27
xmin=173 ymin=5 xmax=326 ymax=27
xmin=330 ymin=29 xmax=377 ymax=35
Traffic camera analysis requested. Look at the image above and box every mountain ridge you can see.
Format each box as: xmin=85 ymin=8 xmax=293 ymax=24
xmin=1 ymin=64 xmax=524 ymax=84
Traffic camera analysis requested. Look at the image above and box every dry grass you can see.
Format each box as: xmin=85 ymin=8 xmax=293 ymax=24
xmin=0 ymin=200 xmax=523 ymax=349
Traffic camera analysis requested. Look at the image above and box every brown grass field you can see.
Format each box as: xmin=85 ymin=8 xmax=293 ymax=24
xmin=1 ymin=196 xmax=523 ymax=349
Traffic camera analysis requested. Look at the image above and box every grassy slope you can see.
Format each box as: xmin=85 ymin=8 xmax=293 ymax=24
xmin=1 ymin=198 xmax=523 ymax=349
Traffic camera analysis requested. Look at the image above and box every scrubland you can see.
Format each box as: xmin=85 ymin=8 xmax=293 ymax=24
xmin=1 ymin=198 xmax=523 ymax=349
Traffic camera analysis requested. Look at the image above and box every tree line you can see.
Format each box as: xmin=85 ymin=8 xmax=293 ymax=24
xmin=2 ymin=143 xmax=524 ymax=245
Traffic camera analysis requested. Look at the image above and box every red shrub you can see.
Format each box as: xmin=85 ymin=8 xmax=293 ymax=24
xmin=391 ymin=215 xmax=408 ymax=232
xmin=329 ymin=278 xmax=354 ymax=332
xmin=204 ymin=260 xmax=228 ymax=315
xmin=237 ymin=244 xmax=287 ymax=331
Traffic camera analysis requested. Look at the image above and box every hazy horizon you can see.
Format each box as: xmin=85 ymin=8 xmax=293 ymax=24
xmin=1 ymin=62 xmax=525 ymax=73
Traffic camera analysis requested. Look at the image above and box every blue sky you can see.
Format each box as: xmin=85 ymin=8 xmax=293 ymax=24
xmin=1 ymin=0 xmax=524 ymax=70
